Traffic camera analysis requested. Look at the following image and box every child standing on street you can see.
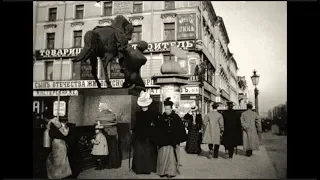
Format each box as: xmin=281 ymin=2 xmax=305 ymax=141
xmin=91 ymin=122 xmax=108 ymax=170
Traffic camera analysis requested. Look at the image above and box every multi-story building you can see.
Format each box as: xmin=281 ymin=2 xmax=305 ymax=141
xmin=33 ymin=1 xmax=240 ymax=123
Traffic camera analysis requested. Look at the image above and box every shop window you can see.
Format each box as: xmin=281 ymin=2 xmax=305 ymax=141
xmin=164 ymin=23 xmax=175 ymax=41
xmin=103 ymin=1 xmax=112 ymax=16
xmin=46 ymin=33 xmax=55 ymax=49
xmin=133 ymin=1 xmax=143 ymax=13
xmin=75 ymin=4 xmax=84 ymax=19
xmin=164 ymin=1 xmax=175 ymax=10
xmin=131 ymin=25 xmax=142 ymax=43
xmin=73 ymin=30 xmax=82 ymax=48
xmin=48 ymin=7 xmax=57 ymax=22
xmin=163 ymin=54 xmax=175 ymax=62
xmin=45 ymin=61 xmax=53 ymax=80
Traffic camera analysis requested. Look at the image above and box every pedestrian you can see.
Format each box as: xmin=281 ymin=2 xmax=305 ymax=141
xmin=154 ymin=97 xmax=187 ymax=178
xmin=222 ymin=101 xmax=240 ymax=159
xmin=240 ymin=102 xmax=262 ymax=157
xmin=91 ymin=123 xmax=109 ymax=170
xmin=46 ymin=117 xmax=72 ymax=179
xmin=96 ymin=102 xmax=122 ymax=169
xmin=184 ymin=105 xmax=202 ymax=155
xmin=202 ymin=102 xmax=224 ymax=159
xmin=131 ymin=91 xmax=159 ymax=174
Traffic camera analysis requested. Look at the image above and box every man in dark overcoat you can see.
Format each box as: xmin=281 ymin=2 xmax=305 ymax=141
xmin=222 ymin=101 xmax=240 ymax=158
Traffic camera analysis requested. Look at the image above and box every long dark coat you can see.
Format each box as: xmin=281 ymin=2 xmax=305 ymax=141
xmin=222 ymin=109 xmax=242 ymax=147
xmin=154 ymin=112 xmax=187 ymax=148
xmin=131 ymin=110 xmax=159 ymax=174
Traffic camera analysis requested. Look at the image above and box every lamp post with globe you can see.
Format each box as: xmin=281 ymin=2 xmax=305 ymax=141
xmin=251 ymin=70 xmax=260 ymax=114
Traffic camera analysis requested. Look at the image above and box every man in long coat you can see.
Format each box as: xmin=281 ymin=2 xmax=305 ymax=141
xmin=240 ymin=103 xmax=261 ymax=157
xmin=202 ymin=102 xmax=224 ymax=159
xmin=222 ymin=101 xmax=240 ymax=159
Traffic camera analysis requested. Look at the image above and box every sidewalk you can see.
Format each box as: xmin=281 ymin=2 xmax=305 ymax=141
xmin=78 ymin=142 xmax=278 ymax=179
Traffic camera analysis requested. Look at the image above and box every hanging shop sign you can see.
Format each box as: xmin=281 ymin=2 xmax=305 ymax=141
xmin=53 ymin=101 xmax=66 ymax=117
xmin=177 ymin=13 xmax=196 ymax=40
xmin=33 ymin=90 xmax=79 ymax=97
xmin=33 ymin=79 xmax=158 ymax=90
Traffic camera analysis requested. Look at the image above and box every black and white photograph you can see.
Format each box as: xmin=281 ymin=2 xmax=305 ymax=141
xmin=32 ymin=1 xmax=288 ymax=179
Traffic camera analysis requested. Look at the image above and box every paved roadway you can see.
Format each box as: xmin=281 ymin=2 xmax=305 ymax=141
xmin=78 ymin=138 xmax=278 ymax=179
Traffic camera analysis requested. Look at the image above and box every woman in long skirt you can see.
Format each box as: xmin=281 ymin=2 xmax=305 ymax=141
xmin=131 ymin=91 xmax=159 ymax=174
xmin=184 ymin=106 xmax=202 ymax=155
xmin=96 ymin=103 xmax=122 ymax=169
xmin=46 ymin=118 xmax=72 ymax=179
xmin=155 ymin=98 xmax=187 ymax=178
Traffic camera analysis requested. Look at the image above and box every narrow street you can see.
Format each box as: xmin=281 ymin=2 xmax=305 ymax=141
xmin=78 ymin=132 xmax=283 ymax=179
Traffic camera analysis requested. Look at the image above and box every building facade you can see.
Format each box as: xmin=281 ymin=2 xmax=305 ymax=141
xmin=33 ymin=1 xmax=242 ymax=123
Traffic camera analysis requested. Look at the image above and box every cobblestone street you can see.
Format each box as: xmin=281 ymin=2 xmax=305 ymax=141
xmin=78 ymin=133 xmax=280 ymax=179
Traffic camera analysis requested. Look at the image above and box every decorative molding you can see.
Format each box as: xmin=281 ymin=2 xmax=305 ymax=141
xmin=71 ymin=21 xmax=84 ymax=30
xmin=98 ymin=18 xmax=113 ymax=26
xmin=129 ymin=16 xmax=144 ymax=26
xmin=161 ymin=13 xmax=177 ymax=23
xmin=44 ymin=24 xmax=57 ymax=29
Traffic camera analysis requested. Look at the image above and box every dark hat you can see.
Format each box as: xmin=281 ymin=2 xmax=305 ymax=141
xmin=163 ymin=97 xmax=174 ymax=106
xmin=211 ymin=102 xmax=219 ymax=109
xmin=227 ymin=101 xmax=234 ymax=106
xmin=247 ymin=102 xmax=253 ymax=108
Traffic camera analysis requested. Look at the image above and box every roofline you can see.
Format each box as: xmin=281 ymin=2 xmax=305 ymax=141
xmin=216 ymin=16 xmax=230 ymax=44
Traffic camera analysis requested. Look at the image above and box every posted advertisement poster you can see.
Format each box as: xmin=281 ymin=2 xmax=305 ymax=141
xmin=161 ymin=85 xmax=181 ymax=110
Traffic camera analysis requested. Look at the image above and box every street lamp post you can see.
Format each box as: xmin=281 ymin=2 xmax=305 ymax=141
xmin=251 ymin=70 xmax=260 ymax=114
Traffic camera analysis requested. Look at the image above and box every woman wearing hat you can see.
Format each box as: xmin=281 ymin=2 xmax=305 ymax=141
xmin=91 ymin=123 xmax=108 ymax=170
xmin=131 ymin=91 xmax=159 ymax=174
xmin=154 ymin=97 xmax=187 ymax=178
xmin=184 ymin=105 xmax=203 ymax=155
xmin=96 ymin=103 xmax=122 ymax=169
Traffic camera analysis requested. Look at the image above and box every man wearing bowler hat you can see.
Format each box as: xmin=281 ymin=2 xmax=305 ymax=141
xmin=202 ymin=102 xmax=224 ymax=159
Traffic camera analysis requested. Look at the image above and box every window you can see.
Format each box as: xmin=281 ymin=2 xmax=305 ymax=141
xmin=48 ymin=8 xmax=57 ymax=22
xmin=45 ymin=61 xmax=53 ymax=80
xmin=163 ymin=54 xmax=175 ymax=61
xmin=103 ymin=2 xmax=112 ymax=16
xmin=164 ymin=1 xmax=175 ymax=10
xmin=46 ymin=33 xmax=55 ymax=49
xmin=164 ymin=23 xmax=175 ymax=41
xmin=73 ymin=30 xmax=82 ymax=47
xmin=75 ymin=5 xmax=84 ymax=19
xmin=133 ymin=1 xmax=143 ymax=13
xmin=131 ymin=26 xmax=142 ymax=43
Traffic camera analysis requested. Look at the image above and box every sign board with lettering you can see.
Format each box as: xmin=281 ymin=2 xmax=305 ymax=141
xmin=80 ymin=61 xmax=97 ymax=80
xmin=177 ymin=13 xmax=196 ymax=40
xmin=35 ymin=41 xmax=196 ymax=59
xmin=113 ymin=1 xmax=133 ymax=15
xmin=33 ymin=90 xmax=78 ymax=97
xmin=53 ymin=101 xmax=66 ymax=117
xmin=110 ymin=61 xmax=124 ymax=79
xmin=146 ymin=87 xmax=200 ymax=95
xmin=33 ymin=79 xmax=158 ymax=90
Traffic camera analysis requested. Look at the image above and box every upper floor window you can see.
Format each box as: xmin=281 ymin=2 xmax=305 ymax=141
xmin=164 ymin=23 xmax=175 ymax=41
xmin=73 ymin=30 xmax=82 ymax=48
xmin=133 ymin=1 xmax=143 ymax=13
xmin=45 ymin=61 xmax=53 ymax=80
xmin=103 ymin=1 xmax=112 ymax=16
xmin=75 ymin=5 xmax=84 ymax=19
xmin=164 ymin=1 xmax=175 ymax=10
xmin=46 ymin=33 xmax=55 ymax=49
xmin=131 ymin=25 xmax=142 ymax=43
xmin=48 ymin=7 xmax=57 ymax=22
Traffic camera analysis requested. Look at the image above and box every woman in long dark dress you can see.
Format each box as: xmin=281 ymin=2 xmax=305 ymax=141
xmin=131 ymin=91 xmax=159 ymax=174
xmin=96 ymin=103 xmax=122 ymax=169
xmin=154 ymin=98 xmax=187 ymax=178
xmin=184 ymin=105 xmax=202 ymax=155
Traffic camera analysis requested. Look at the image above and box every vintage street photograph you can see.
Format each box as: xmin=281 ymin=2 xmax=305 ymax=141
xmin=33 ymin=1 xmax=287 ymax=179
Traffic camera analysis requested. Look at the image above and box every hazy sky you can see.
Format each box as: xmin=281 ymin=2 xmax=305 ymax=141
xmin=211 ymin=1 xmax=287 ymax=112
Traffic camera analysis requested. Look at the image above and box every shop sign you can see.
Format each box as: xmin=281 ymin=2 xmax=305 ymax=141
xmin=53 ymin=101 xmax=66 ymax=117
xmin=177 ymin=13 xmax=196 ymax=40
xmin=33 ymin=79 xmax=157 ymax=90
xmin=113 ymin=1 xmax=133 ymax=15
xmin=35 ymin=48 xmax=82 ymax=59
xmin=146 ymin=87 xmax=200 ymax=95
xmin=131 ymin=40 xmax=195 ymax=53
xmin=33 ymin=90 xmax=78 ymax=97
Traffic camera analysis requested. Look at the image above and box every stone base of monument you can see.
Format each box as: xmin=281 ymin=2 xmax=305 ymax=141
xmin=68 ymin=88 xmax=141 ymax=160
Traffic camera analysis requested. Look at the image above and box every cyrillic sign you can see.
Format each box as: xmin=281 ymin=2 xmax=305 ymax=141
xmin=53 ymin=101 xmax=66 ymax=117
xmin=33 ymin=90 xmax=79 ymax=97
xmin=146 ymin=87 xmax=200 ymax=95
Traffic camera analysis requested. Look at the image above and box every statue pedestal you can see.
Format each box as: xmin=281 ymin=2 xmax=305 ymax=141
xmin=68 ymin=88 xmax=140 ymax=160
xmin=152 ymin=74 xmax=189 ymax=114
